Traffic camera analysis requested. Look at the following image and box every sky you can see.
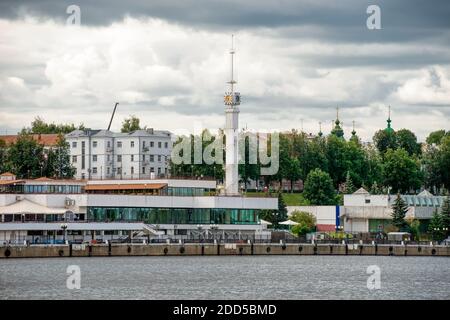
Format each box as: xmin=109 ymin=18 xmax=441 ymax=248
xmin=0 ymin=0 xmax=449 ymax=141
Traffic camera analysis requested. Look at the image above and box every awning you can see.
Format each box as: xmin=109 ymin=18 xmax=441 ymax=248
xmin=279 ymin=220 xmax=299 ymax=225
xmin=84 ymin=183 xmax=167 ymax=191
xmin=0 ymin=199 xmax=67 ymax=214
xmin=0 ymin=180 xmax=25 ymax=186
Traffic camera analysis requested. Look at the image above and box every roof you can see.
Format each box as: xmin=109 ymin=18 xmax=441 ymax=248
xmin=0 ymin=172 xmax=15 ymax=177
xmin=0 ymin=179 xmax=25 ymax=185
xmin=353 ymin=187 xmax=369 ymax=195
xmin=34 ymin=177 xmax=54 ymax=181
xmin=0 ymin=134 xmax=60 ymax=146
xmin=65 ymin=129 xmax=171 ymax=139
xmin=418 ymin=190 xmax=434 ymax=197
xmin=0 ymin=199 xmax=67 ymax=214
xmin=84 ymin=183 xmax=168 ymax=191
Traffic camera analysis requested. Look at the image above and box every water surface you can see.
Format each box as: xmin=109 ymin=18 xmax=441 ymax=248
xmin=1 ymin=256 xmax=449 ymax=299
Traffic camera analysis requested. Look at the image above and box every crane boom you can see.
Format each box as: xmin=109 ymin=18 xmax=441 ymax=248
xmin=107 ymin=102 xmax=119 ymax=131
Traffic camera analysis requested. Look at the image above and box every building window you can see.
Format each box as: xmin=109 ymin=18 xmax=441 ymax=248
xmin=158 ymin=142 xmax=162 ymax=148
xmin=72 ymin=142 xmax=77 ymax=148
xmin=93 ymin=155 xmax=97 ymax=162
xmin=150 ymin=167 xmax=154 ymax=173
xmin=158 ymin=155 xmax=161 ymax=162
xmin=117 ymin=167 xmax=122 ymax=174
xmin=150 ymin=141 xmax=154 ymax=147
xmin=165 ymin=142 xmax=168 ymax=148
xmin=143 ymin=141 xmax=146 ymax=148
xmin=81 ymin=141 xmax=85 ymax=170
xmin=107 ymin=167 xmax=110 ymax=174
xmin=117 ymin=141 xmax=122 ymax=148
xmin=117 ymin=155 xmax=122 ymax=162
xmin=93 ymin=141 xmax=97 ymax=148
xmin=150 ymin=155 xmax=154 ymax=162
xmin=107 ymin=155 xmax=110 ymax=162
xmin=131 ymin=155 xmax=134 ymax=162
xmin=365 ymin=199 xmax=371 ymax=204
xmin=158 ymin=167 xmax=161 ymax=174
xmin=81 ymin=173 xmax=85 ymax=179
xmin=142 ymin=167 xmax=146 ymax=174
xmin=92 ymin=167 xmax=97 ymax=174
xmin=107 ymin=141 xmax=111 ymax=148
xmin=131 ymin=141 xmax=135 ymax=148
xmin=131 ymin=166 xmax=134 ymax=175
xmin=72 ymin=156 xmax=77 ymax=163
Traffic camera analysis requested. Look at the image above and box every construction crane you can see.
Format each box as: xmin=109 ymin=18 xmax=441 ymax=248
xmin=107 ymin=102 xmax=119 ymax=131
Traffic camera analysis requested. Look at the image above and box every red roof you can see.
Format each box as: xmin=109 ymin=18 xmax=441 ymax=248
xmin=0 ymin=172 xmax=15 ymax=176
xmin=0 ymin=134 xmax=60 ymax=146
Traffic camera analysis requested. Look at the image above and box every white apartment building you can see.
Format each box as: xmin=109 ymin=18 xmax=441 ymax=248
xmin=65 ymin=129 xmax=172 ymax=180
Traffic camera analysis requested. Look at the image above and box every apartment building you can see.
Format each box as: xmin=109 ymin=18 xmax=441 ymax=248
xmin=65 ymin=129 xmax=172 ymax=180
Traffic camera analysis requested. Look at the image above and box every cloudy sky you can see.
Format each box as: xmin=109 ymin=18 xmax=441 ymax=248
xmin=0 ymin=0 xmax=449 ymax=141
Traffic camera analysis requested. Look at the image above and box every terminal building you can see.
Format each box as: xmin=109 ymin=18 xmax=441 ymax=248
xmin=0 ymin=40 xmax=278 ymax=244
xmin=0 ymin=174 xmax=275 ymax=243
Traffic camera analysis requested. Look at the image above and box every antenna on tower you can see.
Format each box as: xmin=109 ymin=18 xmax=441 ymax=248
xmin=224 ymin=34 xmax=240 ymax=108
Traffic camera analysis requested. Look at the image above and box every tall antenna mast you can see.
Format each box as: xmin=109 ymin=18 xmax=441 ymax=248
xmin=224 ymin=34 xmax=240 ymax=108
xmin=229 ymin=35 xmax=236 ymax=96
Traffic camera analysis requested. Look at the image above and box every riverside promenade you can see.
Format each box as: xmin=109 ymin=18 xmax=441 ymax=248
xmin=1 ymin=243 xmax=449 ymax=258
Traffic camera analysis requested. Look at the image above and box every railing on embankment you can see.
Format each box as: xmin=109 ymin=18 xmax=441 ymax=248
xmin=1 ymin=243 xmax=450 ymax=258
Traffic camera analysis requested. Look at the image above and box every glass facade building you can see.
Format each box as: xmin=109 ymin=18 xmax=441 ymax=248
xmin=87 ymin=207 xmax=260 ymax=225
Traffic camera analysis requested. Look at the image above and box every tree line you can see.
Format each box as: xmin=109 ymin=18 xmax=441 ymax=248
xmin=170 ymin=127 xmax=450 ymax=205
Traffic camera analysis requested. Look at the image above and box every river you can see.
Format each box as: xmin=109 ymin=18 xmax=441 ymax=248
xmin=1 ymin=256 xmax=449 ymax=299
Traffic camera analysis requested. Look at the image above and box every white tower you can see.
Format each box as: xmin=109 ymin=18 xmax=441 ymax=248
xmin=224 ymin=35 xmax=240 ymax=195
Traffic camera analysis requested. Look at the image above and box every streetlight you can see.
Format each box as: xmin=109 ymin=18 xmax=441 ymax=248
xmin=60 ymin=223 xmax=68 ymax=243
xmin=196 ymin=224 xmax=203 ymax=242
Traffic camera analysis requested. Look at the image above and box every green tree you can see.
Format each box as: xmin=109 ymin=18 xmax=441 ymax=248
xmin=428 ymin=210 xmax=446 ymax=241
xmin=426 ymin=130 xmax=447 ymax=145
xmin=0 ymin=139 xmax=8 ymax=173
xmin=303 ymin=168 xmax=337 ymax=205
xmin=405 ymin=217 xmax=421 ymax=241
xmin=396 ymin=129 xmax=421 ymax=156
xmin=382 ymin=148 xmax=422 ymax=193
xmin=326 ymin=135 xmax=348 ymax=187
xmin=391 ymin=193 xmax=408 ymax=231
xmin=441 ymin=196 xmax=450 ymax=236
xmin=259 ymin=193 xmax=288 ymax=228
xmin=344 ymin=171 xmax=355 ymax=194
xmin=373 ymin=129 xmax=397 ymax=154
xmin=46 ymin=135 xmax=76 ymax=179
xmin=239 ymin=134 xmax=260 ymax=191
xmin=26 ymin=116 xmax=84 ymax=134
xmin=290 ymin=210 xmax=316 ymax=236
xmin=7 ymin=133 xmax=45 ymax=178
xmin=121 ymin=115 xmax=142 ymax=133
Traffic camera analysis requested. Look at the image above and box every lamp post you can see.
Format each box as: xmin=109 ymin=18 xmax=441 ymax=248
xmin=60 ymin=223 xmax=68 ymax=243
xmin=196 ymin=224 xmax=203 ymax=242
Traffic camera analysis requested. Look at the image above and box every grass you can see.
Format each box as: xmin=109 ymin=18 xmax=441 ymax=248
xmin=244 ymin=191 xmax=310 ymax=206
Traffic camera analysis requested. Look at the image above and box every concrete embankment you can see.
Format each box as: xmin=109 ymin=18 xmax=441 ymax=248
xmin=1 ymin=243 xmax=449 ymax=258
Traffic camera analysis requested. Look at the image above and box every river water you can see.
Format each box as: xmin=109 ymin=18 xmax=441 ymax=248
xmin=1 ymin=256 xmax=449 ymax=299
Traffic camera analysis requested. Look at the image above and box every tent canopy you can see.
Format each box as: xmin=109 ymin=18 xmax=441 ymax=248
xmin=279 ymin=220 xmax=299 ymax=225
xmin=0 ymin=199 xmax=67 ymax=214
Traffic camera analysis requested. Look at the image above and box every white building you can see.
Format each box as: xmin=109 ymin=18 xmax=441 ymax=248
xmin=65 ymin=129 xmax=172 ymax=180
xmin=342 ymin=188 xmax=445 ymax=233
